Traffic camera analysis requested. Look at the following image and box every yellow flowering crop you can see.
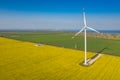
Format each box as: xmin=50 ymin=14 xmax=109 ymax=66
xmin=0 ymin=37 xmax=120 ymax=80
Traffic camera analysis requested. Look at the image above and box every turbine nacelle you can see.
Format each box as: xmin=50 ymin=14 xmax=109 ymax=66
xmin=72 ymin=26 xmax=100 ymax=38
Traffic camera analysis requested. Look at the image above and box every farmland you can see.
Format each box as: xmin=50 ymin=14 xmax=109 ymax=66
xmin=0 ymin=31 xmax=120 ymax=56
xmin=0 ymin=37 xmax=120 ymax=80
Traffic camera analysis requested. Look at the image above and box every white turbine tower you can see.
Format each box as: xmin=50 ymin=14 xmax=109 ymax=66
xmin=72 ymin=9 xmax=100 ymax=65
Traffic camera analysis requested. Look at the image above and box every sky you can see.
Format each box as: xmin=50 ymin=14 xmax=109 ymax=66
xmin=0 ymin=0 xmax=120 ymax=30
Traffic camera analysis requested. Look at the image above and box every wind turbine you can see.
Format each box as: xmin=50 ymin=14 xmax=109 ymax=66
xmin=72 ymin=9 xmax=100 ymax=65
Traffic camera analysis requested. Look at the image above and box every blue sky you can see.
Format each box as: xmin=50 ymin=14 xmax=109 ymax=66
xmin=0 ymin=0 xmax=120 ymax=30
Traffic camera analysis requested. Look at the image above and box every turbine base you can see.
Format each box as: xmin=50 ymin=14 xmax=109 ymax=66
xmin=83 ymin=62 xmax=89 ymax=66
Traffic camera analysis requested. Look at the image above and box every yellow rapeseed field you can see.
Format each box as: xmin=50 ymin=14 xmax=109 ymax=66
xmin=0 ymin=37 xmax=120 ymax=80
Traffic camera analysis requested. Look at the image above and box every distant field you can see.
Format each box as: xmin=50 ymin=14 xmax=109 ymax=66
xmin=0 ymin=37 xmax=120 ymax=80
xmin=0 ymin=31 xmax=120 ymax=56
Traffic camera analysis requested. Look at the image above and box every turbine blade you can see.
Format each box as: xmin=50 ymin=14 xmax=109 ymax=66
xmin=72 ymin=27 xmax=85 ymax=38
xmin=83 ymin=10 xmax=87 ymax=27
xmin=87 ymin=27 xmax=100 ymax=33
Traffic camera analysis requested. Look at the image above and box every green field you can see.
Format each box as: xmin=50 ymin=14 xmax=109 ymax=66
xmin=0 ymin=31 xmax=120 ymax=56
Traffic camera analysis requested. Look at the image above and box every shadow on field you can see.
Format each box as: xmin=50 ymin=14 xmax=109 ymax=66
xmin=79 ymin=47 xmax=109 ymax=67
xmin=97 ymin=47 xmax=108 ymax=53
